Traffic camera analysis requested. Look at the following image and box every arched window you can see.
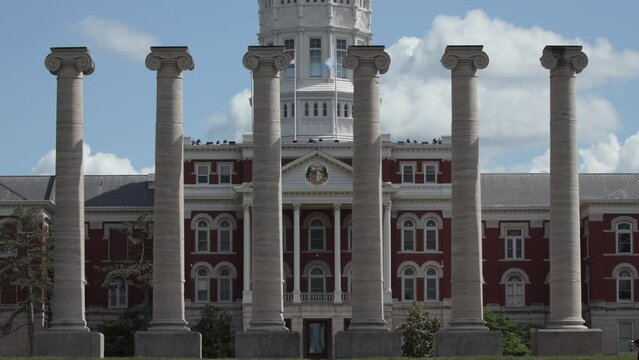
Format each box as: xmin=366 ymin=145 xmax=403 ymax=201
xmin=344 ymin=103 xmax=349 ymax=118
xmin=401 ymin=219 xmax=415 ymax=251
xmin=309 ymin=218 xmax=326 ymax=250
xmin=402 ymin=267 xmax=416 ymax=301
xmin=195 ymin=267 xmax=210 ymax=302
xmin=506 ymin=273 xmax=524 ymax=306
xmin=108 ymin=277 xmax=127 ymax=309
xmin=218 ymin=219 xmax=232 ymax=252
xmin=309 ymin=266 xmax=326 ymax=293
xmin=337 ymin=103 xmax=341 ymax=117
xmin=196 ymin=220 xmax=210 ymax=252
xmin=425 ymin=267 xmax=438 ymax=301
xmin=313 ymin=102 xmax=319 ymax=116
xmin=617 ymin=268 xmax=633 ymax=302
xmin=283 ymin=103 xmax=288 ymax=118
xmin=424 ymin=218 xmax=438 ymax=251
xmin=305 ymin=102 xmax=309 ymax=116
xmin=322 ymin=102 xmax=328 ymax=116
xmin=617 ymin=222 xmax=632 ymax=254
xmin=218 ymin=267 xmax=232 ymax=302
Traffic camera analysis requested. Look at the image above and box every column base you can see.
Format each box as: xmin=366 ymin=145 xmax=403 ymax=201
xmin=135 ymin=330 xmax=202 ymax=358
xmin=334 ymin=329 xmax=402 ymax=358
xmin=235 ymin=330 xmax=300 ymax=358
xmin=532 ymin=328 xmax=602 ymax=356
xmin=33 ymin=330 xmax=104 ymax=357
xmin=436 ymin=330 xmax=502 ymax=357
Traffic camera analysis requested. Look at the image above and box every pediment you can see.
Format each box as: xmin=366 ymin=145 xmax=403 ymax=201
xmin=282 ymin=150 xmax=352 ymax=191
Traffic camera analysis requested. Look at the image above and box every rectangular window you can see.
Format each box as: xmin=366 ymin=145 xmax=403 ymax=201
xmin=426 ymin=278 xmax=437 ymax=300
xmin=403 ymin=278 xmax=414 ymax=301
xmin=424 ymin=164 xmax=437 ymax=183
xmin=619 ymin=279 xmax=632 ymax=301
xmin=619 ymin=323 xmax=633 ymax=353
xmin=425 ymin=229 xmax=437 ymax=251
xmin=219 ymin=230 xmax=231 ymax=252
xmin=219 ymin=278 xmax=231 ymax=302
xmin=506 ymin=229 xmax=523 ymax=259
xmin=309 ymin=37 xmax=322 ymax=77
xmin=196 ymin=164 xmax=209 ymax=184
xmin=197 ymin=230 xmax=208 ymax=252
xmin=310 ymin=229 xmax=324 ymax=250
xmin=618 ymin=232 xmax=631 ymax=253
xmin=403 ymin=229 xmax=414 ymax=251
xmin=401 ymin=164 xmax=415 ymax=183
xmin=197 ymin=278 xmax=208 ymax=302
xmin=284 ymin=39 xmax=295 ymax=78
xmin=336 ymin=38 xmax=347 ymax=78
xmin=310 ymin=277 xmax=324 ymax=293
xmin=218 ymin=164 xmax=232 ymax=184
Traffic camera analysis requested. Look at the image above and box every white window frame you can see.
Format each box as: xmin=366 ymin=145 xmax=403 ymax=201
xmin=308 ymin=218 xmax=326 ymax=251
xmin=616 ymin=268 xmax=634 ymax=302
xmin=108 ymin=277 xmax=128 ymax=309
xmin=401 ymin=267 xmax=416 ymax=301
xmin=308 ymin=265 xmax=326 ymax=293
xmin=505 ymin=273 xmax=525 ymax=307
xmin=505 ymin=229 xmax=524 ymax=260
xmin=217 ymin=163 xmax=233 ymax=184
xmin=217 ymin=219 xmax=232 ymax=253
xmin=423 ymin=163 xmax=438 ymax=184
xmin=400 ymin=162 xmax=415 ymax=184
xmin=401 ymin=219 xmax=416 ymax=252
xmin=309 ymin=37 xmax=322 ymax=77
xmin=616 ymin=222 xmax=633 ymax=254
xmin=424 ymin=267 xmax=439 ymax=301
xmin=500 ymin=223 xmax=528 ymax=260
xmin=195 ymin=163 xmax=210 ymax=185
xmin=196 ymin=219 xmax=210 ymax=253
xmin=284 ymin=38 xmax=295 ymax=78
xmin=424 ymin=218 xmax=438 ymax=252
xmin=195 ymin=267 xmax=210 ymax=303
xmin=217 ymin=267 xmax=233 ymax=302
xmin=336 ymin=38 xmax=348 ymax=79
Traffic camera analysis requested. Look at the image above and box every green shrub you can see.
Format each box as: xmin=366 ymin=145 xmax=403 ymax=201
xmin=194 ymin=304 xmax=235 ymax=358
xmin=484 ymin=310 xmax=540 ymax=356
xmin=398 ymin=302 xmax=441 ymax=357
xmin=97 ymin=302 xmax=151 ymax=357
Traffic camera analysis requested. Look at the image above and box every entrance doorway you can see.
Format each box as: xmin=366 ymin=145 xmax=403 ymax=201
xmin=304 ymin=319 xmax=331 ymax=359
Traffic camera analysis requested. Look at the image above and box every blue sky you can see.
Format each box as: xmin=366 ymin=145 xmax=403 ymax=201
xmin=1 ymin=1 xmax=638 ymax=175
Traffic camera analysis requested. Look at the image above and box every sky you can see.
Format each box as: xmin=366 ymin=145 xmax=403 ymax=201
xmin=1 ymin=1 xmax=639 ymax=176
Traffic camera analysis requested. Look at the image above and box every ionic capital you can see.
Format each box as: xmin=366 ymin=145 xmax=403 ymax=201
xmin=145 ymin=46 xmax=194 ymax=72
xmin=242 ymin=46 xmax=289 ymax=74
xmin=540 ymin=45 xmax=588 ymax=75
xmin=343 ymin=45 xmax=391 ymax=74
xmin=45 ymin=47 xmax=95 ymax=76
xmin=441 ymin=45 xmax=488 ymax=75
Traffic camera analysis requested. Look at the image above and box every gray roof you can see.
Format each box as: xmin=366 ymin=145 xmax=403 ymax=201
xmin=0 ymin=176 xmax=55 ymax=201
xmin=481 ymin=173 xmax=639 ymax=207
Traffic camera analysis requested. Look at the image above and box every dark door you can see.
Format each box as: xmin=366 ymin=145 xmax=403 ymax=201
xmin=304 ymin=319 xmax=331 ymax=359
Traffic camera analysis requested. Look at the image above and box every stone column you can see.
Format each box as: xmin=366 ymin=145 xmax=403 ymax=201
xmin=334 ymin=204 xmax=342 ymax=303
xmin=383 ymin=201 xmax=392 ymax=303
xmin=34 ymin=47 xmax=103 ymax=358
xmin=436 ymin=45 xmax=501 ymax=357
xmin=135 ymin=46 xmax=201 ymax=358
xmin=235 ymin=46 xmax=300 ymax=358
xmin=242 ymin=203 xmax=252 ymax=303
xmin=335 ymin=45 xmax=401 ymax=359
xmin=532 ymin=45 xmax=602 ymax=356
xmin=293 ymin=204 xmax=301 ymax=303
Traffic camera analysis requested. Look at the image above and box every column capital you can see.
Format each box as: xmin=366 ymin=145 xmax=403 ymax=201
xmin=441 ymin=45 xmax=488 ymax=75
xmin=243 ymin=46 xmax=289 ymax=74
xmin=292 ymin=203 xmax=301 ymax=211
xmin=344 ymin=45 xmax=391 ymax=74
xmin=383 ymin=200 xmax=392 ymax=208
xmin=540 ymin=45 xmax=588 ymax=75
xmin=145 ymin=46 xmax=194 ymax=72
xmin=333 ymin=203 xmax=341 ymax=211
xmin=45 ymin=47 xmax=95 ymax=76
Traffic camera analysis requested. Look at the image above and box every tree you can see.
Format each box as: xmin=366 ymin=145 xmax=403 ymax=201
xmin=194 ymin=304 xmax=235 ymax=358
xmin=398 ymin=302 xmax=441 ymax=357
xmin=484 ymin=310 xmax=540 ymax=356
xmin=95 ymin=213 xmax=153 ymax=356
xmin=0 ymin=206 xmax=53 ymax=355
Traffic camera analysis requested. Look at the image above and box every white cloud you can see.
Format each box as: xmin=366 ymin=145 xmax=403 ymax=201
xmin=382 ymin=9 xmax=639 ymax=169
xmin=204 ymin=88 xmax=252 ymax=142
xmin=31 ymin=144 xmax=153 ymax=175
xmin=76 ymin=16 xmax=159 ymax=63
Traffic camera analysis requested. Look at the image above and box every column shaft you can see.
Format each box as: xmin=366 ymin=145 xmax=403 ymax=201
xmin=145 ymin=47 xmax=194 ymax=331
xmin=293 ymin=204 xmax=301 ymax=303
xmin=441 ymin=46 xmax=489 ymax=330
xmin=243 ymin=204 xmax=252 ymax=303
xmin=383 ymin=202 xmax=392 ymax=302
xmin=334 ymin=205 xmax=342 ymax=303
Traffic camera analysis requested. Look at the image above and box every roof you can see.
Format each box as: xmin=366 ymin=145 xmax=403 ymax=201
xmin=0 ymin=176 xmax=55 ymax=202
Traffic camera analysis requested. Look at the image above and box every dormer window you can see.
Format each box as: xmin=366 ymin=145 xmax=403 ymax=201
xmin=196 ymin=163 xmax=210 ymax=184
xmin=401 ymin=163 xmax=415 ymax=183
xmin=218 ymin=163 xmax=232 ymax=184
xmin=424 ymin=163 xmax=438 ymax=183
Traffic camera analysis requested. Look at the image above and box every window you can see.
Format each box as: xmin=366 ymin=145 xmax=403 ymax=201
xmin=337 ymin=103 xmax=341 ymax=117
xmin=291 ymin=103 xmax=295 ymax=117
xmin=309 ymin=218 xmax=326 ymax=250
xmin=108 ymin=277 xmax=127 ymax=309
xmin=401 ymin=219 xmax=415 ymax=251
xmin=506 ymin=274 xmax=524 ymax=306
xmin=619 ymin=323 xmax=633 ymax=353
xmin=336 ymin=38 xmax=347 ymax=78
xmin=617 ymin=222 xmax=632 ymax=254
xmin=309 ymin=266 xmax=326 ymax=293
xmin=309 ymin=37 xmax=322 ymax=77
xmin=218 ymin=220 xmax=232 ymax=252
xmin=617 ymin=268 xmax=633 ymax=301
xmin=425 ymin=267 xmax=438 ymax=301
xmin=283 ymin=103 xmax=288 ymax=118
xmin=402 ymin=267 xmax=416 ymax=301
xmin=305 ymin=102 xmax=309 ymax=116
xmin=424 ymin=164 xmax=437 ymax=183
xmin=505 ymin=229 xmax=524 ymax=259
xmin=196 ymin=220 xmax=210 ymax=252
xmin=424 ymin=219 xmax=438 ymax=251
xmin=313 ymin=102 xmax=318 ymax=116
xmin=347 ymin=268 xmax=353 ymax=293
xmin=344 ymin=103 xmax=349 ymax=118
xmin=218 ymin=267 xmax=232 ymax=302
xmin=196 ymin=267 xmax=210 ymax=302
xmin=401 ymin=163 xmax=415 ymax=183
xmin=196 ymin=164 xmax=209 ymax=184
xmin=347 ymin=219 xmax=353 ymax=251
xmin=322 ymin=102 xmax=327 ymax=116
xmin=282 ymin=219 xmax=287 ymax=251
xmin=284 ymin=39 xmax=295 ymax=78
xmin=218 ymin=163 xmax=232 ymax=184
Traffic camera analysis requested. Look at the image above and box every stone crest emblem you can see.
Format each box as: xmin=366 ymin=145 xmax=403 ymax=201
xmin=305 ymin=163 xmax=328 ymax=185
